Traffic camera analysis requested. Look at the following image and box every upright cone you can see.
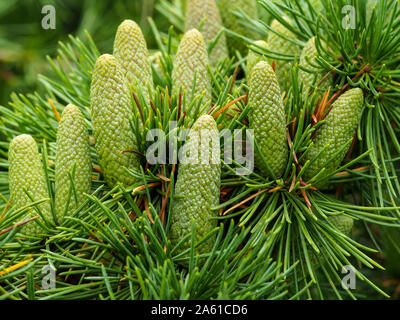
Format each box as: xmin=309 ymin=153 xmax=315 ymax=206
xmin=246 ymin=40 xmax=269 ymax=77
xmin=8 ymin=134 xmax=52 ymax=236
xmin=169 ymin=115 xmax=221 ymax=261
xmin=172 ymin=29 xmax=211 ymax=112
xmin=328 ymin=215 xmax=354 ymax=235
xmin=55 ymin=104 xmax=92 ymax=222
xmin=113 ymin=19 xmax=153 ymax=101
xmin=185 ymin=0 xmax=228 ymax=67
xmin=303 ymin=88 xmax=364 ymax=182
xmin=248 ymin=61 xmax=288 ymax=178
xmin=266 ymin=19 xmax=300 ymax=93
xmin=299 ymin=36 xmax=332 ymax=97
xmin=90 ymin=54 xmax=141 ymax=188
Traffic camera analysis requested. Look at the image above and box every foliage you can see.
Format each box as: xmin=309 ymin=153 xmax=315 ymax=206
xmin=1 ymin=0 xmax=400 ymax=300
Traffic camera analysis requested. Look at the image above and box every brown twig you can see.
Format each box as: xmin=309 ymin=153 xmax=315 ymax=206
xmin=92 ymin=165 xmax=102 ymax=174
xmin=0 ymin=200 xmax=11 ymax=221
xmin=244 ymin=91 xmax=249 ymax=106
xmin=121 ymin=149 xmax=145 ymax=157
xmin=212 ymin=95 xmax=247 ymax=119
xmin=334 ymin=165 xmax=370 ymax=177
xmin=48 ymin=98 xmax=61 ymax=122
xmin=132 ymin=182 xmax=161 ymax=195
xmin=177 ymin=90 xmax=182 ymax=121
xmin=150 ymin=100 xmax=157 ymax=114
xmin=181 ymin=110 xmax=187 ymax=124
xmin=131 ymin=90 xmax=145 ymax=125
xmin=223 ymin=189 xmax=268 ymax=216
xmin=309 ymin=70 xmax=333 ymax=96
xmin=159 ymin=164 xmax=175 ymax=225
xmin=144 ymin=198 xmax=153 ymax=224
xmin=229 ymin=65 xmax=239 ymax=94
xmin=0 ymin=216 xmax=39 ymax=236
xmin=300 ymin=189 xmax=312 ymax=212
xmin=322 ymin=64 xmax=370 ymax=121
xmin=156 ymin=173 xmax=171 ymax=182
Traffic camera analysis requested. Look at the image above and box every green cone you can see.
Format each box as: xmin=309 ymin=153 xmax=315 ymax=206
xmin=299 ymin=36 xmax=332 ymax=97
xmin=8 ymin=134 xmax=52 ymax=236
xmin=55 ymin=104 xmax=92 ymax=222
xmin=328 ymin=215 xmax=354 ymax=235
xmin=90 ymin=54 xmax=141 ymax=188
xmin=246 ymin=40 xmax=269 ymax=77
xmin=150 ymin=51 xmax=163 ymax=76
xmin=185 ymin=0 xmax=228 ymax=67
xmin=303 ymin=88 xmax=364 ymax=182
xmin=248 ymin=61 xmax=288 ymax=178
xmin=172 ymin=29 xmax=211 ymax=110
xmin=309 ymin=214 xmax=354 ymax=271
xmin=266 ymin=18 xmax=300 ymax=93
xmin=169 ymin=115 xmax=221 ymax=261
xmin=216 ymin=0 xmax=259 ymax=56
xmin=113 ymin=19 xmax=153 ymax=101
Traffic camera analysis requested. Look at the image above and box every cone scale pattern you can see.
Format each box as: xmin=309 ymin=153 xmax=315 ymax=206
xmin=246 ymin=40 xmax=269 ymax=77
xmin=172 ymin=29 xmax=211 ymax=109
xmin=8 ymin=134 xmax=52 ymax=236
xmin=169 ymin=115 xmax=221 ymax=259
xmin=90 ymin=54 xmax=140 ymax=188
xmin=328 ymin=215 xmax=354 ymax=235
xmin=310 ymin=214 xmax=353 ymax=270
xmin=55 ymin=104 xmax=92 ymax=222
xmin=185 ymin=0 xmax=228 ymax=67
xmin=113 ymin=19 xmax=153 ymax=101
xmin=267 ymin=19 xmax=300 ymax=93
xmin=249 ymin=61 xmax=288 ymax=178
xmin=303 ymin=88 xmax=364 ymax=181
xmin=299 ymin=36 xmax=332 ymax=96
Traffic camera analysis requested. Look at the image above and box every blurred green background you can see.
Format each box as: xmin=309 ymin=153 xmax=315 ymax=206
xmin=0 ymin=0 xmax=168 ymax=106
